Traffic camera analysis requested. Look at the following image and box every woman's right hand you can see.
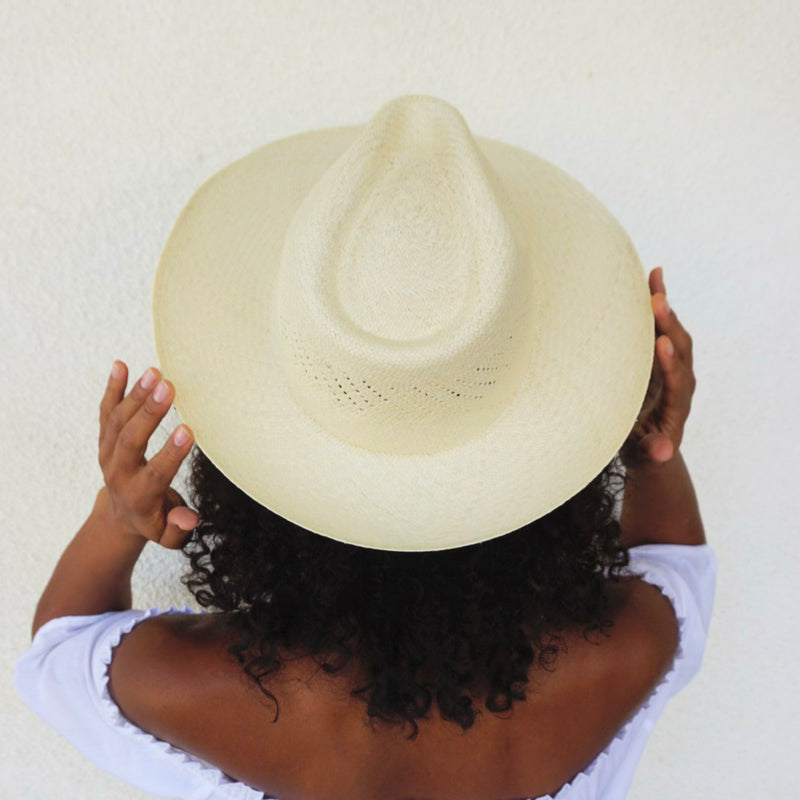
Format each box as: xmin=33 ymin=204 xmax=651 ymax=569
xmin=620 ymin=267 xmax=696 ymax=469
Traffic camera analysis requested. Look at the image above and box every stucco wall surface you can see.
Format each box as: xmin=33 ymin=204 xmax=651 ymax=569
xmin=2 ymin=1 xmax=798 ymax=797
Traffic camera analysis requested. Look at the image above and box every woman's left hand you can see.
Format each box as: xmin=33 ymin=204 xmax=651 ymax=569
xmin=98 ymin=360 xmax=199 ymax=548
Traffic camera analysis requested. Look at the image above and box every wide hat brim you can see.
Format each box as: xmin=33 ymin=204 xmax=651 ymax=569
xmin=152 ymin=123 xmax=654 ymax=551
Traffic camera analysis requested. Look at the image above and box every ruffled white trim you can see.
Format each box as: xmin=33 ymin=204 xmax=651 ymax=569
xmin=97 ymin=604 xmax=266 ymax=800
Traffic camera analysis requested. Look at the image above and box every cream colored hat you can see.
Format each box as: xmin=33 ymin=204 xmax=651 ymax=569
xmin=152 ymin=94 xmax=653 ymax=551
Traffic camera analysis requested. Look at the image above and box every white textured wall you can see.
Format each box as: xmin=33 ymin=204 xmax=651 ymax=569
xmin=2 ymin=1 xmax=798 ymax=797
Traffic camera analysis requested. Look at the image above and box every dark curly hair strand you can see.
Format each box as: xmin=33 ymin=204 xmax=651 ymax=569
xmin=180 ymin=446 xmax=631 ymax=740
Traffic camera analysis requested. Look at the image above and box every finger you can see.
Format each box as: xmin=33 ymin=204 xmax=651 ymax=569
xmin=99 ymin=360 xmax=129 ymax=455
xmin=101 ymin=366 xmax=163 ymax=467
xmin=651 ymin=292 xmax=693 ymax=370
xmin=654 ymin=333 xmax=693 ymax=441
xmin=639 ymin=432 xmax=674 ymax=463
xmin=649 ymin=266 xmax=666 ymax=296
xmin=113 ymin=375 xmax=173 ymax=474
xmin=159 ymin=505 xmax=198 ymax=549
xmin=647 ymin=267 xmax=692 ymax=369
xmin=139 ymin=421 xmax=194 ymax=500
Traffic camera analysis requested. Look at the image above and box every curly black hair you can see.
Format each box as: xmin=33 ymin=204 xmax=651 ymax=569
xmin=180 ymin=446 xmax=631 ymax=740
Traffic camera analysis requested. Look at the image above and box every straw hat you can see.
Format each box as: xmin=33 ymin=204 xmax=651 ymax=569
xmin=152 ymin=94 xmax=653 ymax=551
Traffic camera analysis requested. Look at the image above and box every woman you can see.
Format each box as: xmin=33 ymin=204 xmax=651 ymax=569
xmin=15 ymin=95 xmax=715 ymax=800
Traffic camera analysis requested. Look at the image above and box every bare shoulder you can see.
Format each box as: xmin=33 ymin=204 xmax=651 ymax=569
xmin=600 ymin=576 xmax=680 ymax=699
xmin=106 ymin=615 xmax=175 ymax=733
xmin=104 ymin=595 xmax=682 ymax=800
xmin=615 ymin=577 xmax=679 ymax=653
xmin=107 ymin=613 xmax=240 ymax=739
xmin=545 ymin=576 xmax=679 ymax=702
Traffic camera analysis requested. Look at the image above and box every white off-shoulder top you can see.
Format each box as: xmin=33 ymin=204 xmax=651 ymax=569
xmin=14 ymin=543 xmax=717 ymax=800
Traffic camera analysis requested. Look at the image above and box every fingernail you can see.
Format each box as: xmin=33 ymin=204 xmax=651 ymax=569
xmin=172 ymin=425 xmax=190 ymax=446
xmin=139 ymin=368 xmax=158 ymax=389
xmin=666 ymin=338 xmax=674 ymax=356
xmin=663 ymin=295 xmax=671 ymax=315
xmin=153 ymin=380 xmax=169 ymax=404
xmin=110 ymin=360 xmax=123 ymax=379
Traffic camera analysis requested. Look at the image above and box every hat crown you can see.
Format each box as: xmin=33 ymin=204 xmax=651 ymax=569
xmin=271 ymin=95 xmax=536 ymax=454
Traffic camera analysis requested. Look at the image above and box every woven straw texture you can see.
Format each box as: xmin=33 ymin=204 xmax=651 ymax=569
xmin=152 ymin=95 xmax=653 ymax=550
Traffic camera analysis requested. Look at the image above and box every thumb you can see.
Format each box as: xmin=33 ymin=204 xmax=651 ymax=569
xmin=638 ymin=433 xmax=674 ymax=464
xmin=159 ymin=506 xmax=199 ymax=549
xmin=165 ymin=488 xmax=199 ymax=530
